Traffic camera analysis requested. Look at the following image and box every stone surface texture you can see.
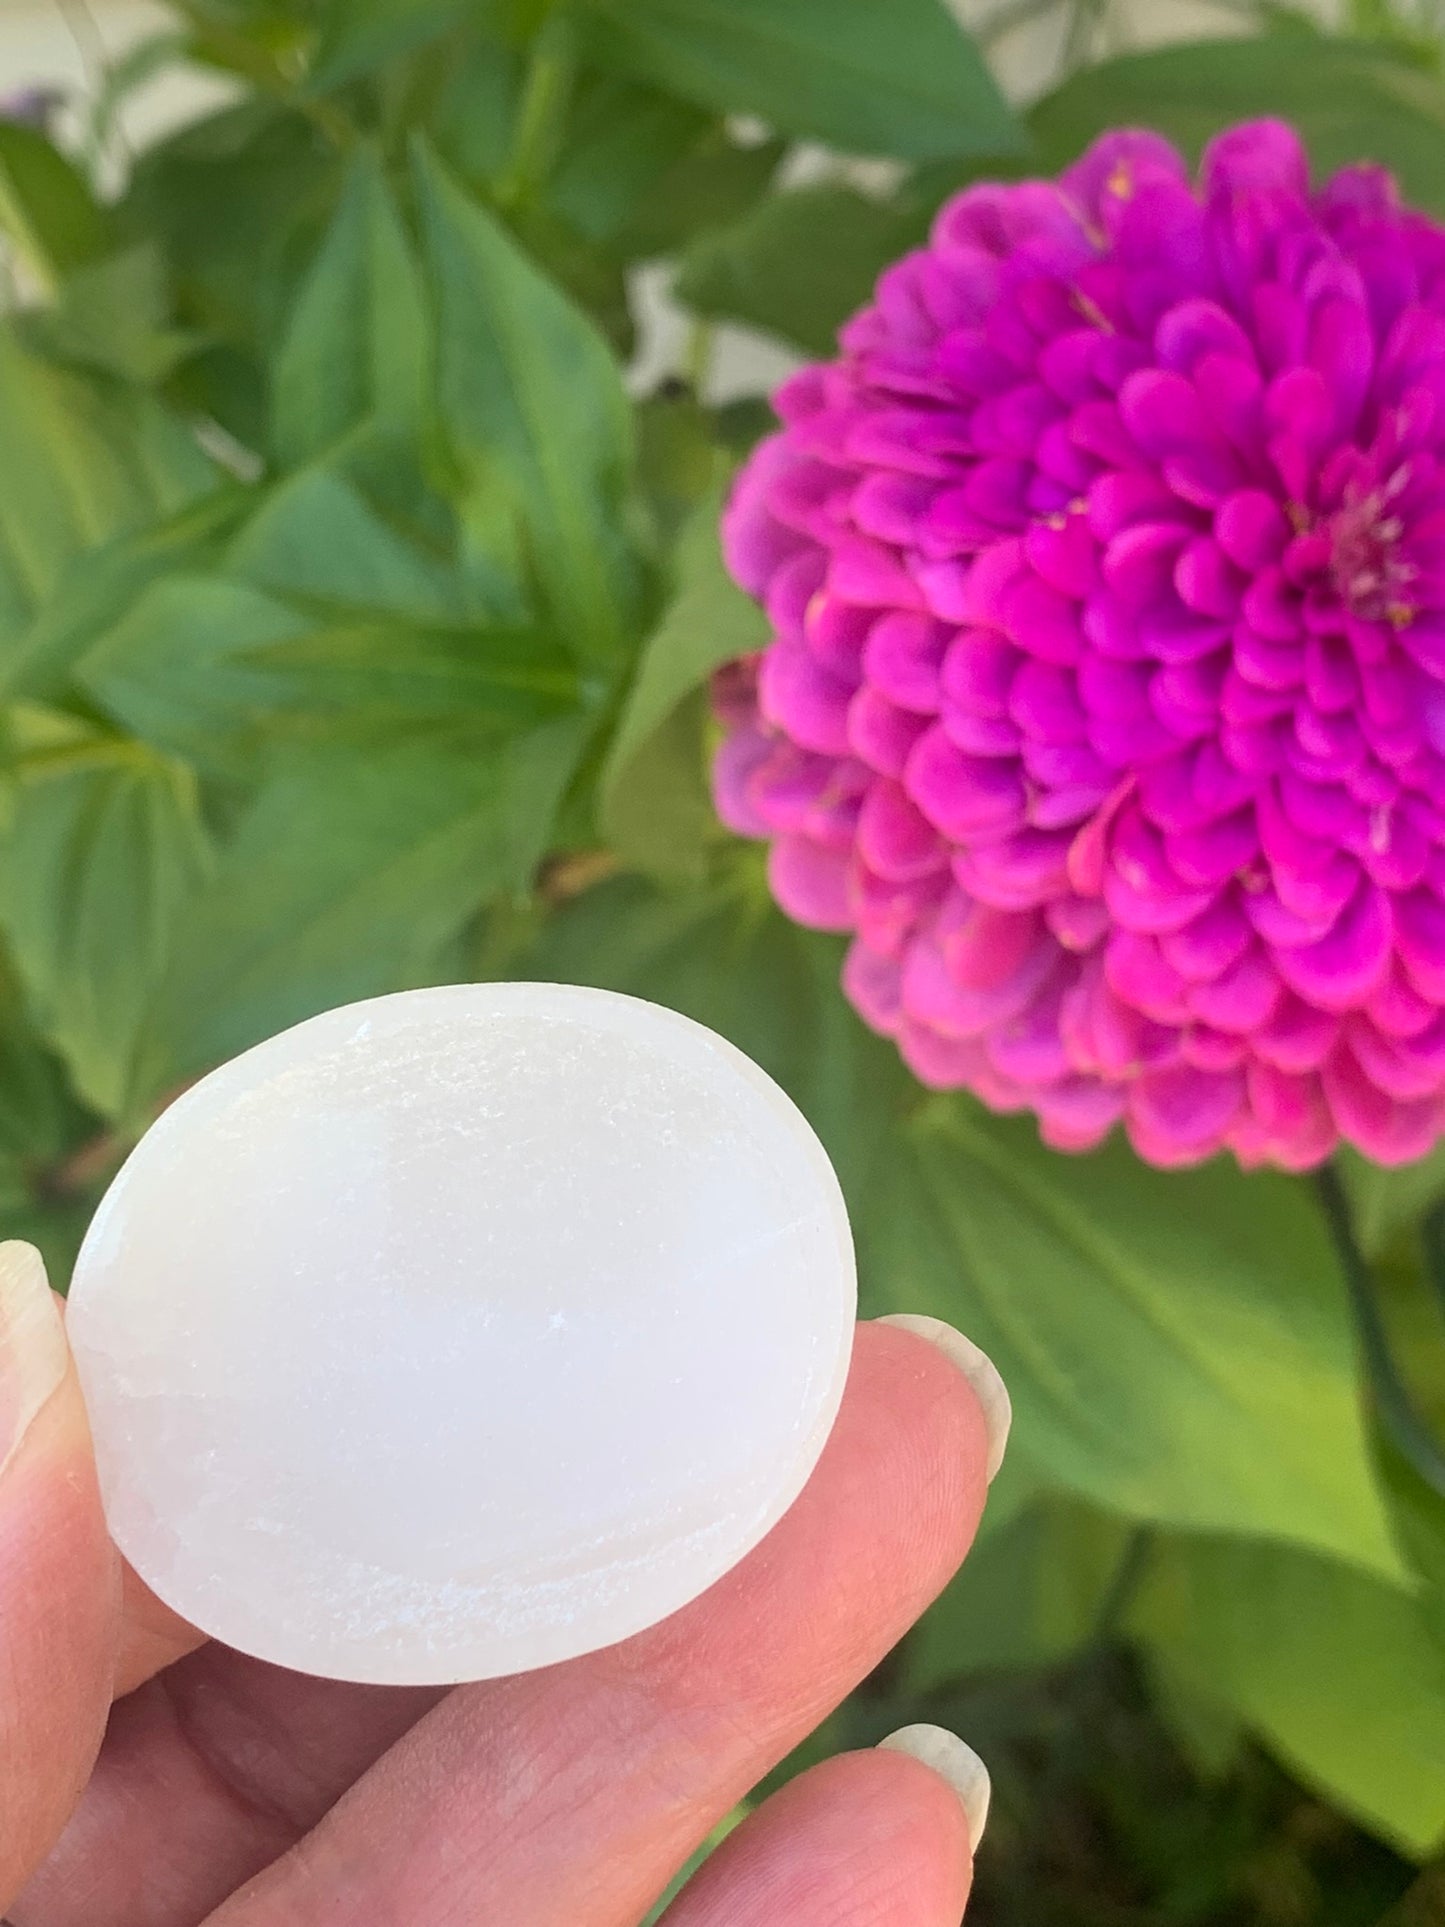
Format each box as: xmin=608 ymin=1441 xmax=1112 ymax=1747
xmin=68 ymin=984 xmax=856 ymax=1684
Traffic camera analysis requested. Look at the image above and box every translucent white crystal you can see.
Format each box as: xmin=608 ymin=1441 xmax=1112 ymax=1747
xmin=68 ymin=984 xmax=856 ymax=1685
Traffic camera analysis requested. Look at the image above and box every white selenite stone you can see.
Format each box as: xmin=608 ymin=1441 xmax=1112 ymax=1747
xmin=67 ymin=984 xmax=856 ymax=1685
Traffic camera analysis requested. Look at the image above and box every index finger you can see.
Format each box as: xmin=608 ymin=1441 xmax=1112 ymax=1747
xmin=0 ymin=1243 xmax=120 ymax=1909
xmin=203 ymin=1317 xmax=1001 ymax=1927
xmin=0 ymin=1241 xmax=204 ymax=1908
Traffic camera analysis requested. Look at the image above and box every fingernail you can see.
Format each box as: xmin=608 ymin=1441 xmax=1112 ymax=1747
xmin=879 ymin=1723 xmax=991 ymax=1853
xmin=876 ymin=1314 xmax=1011 ymax=1482
xmin=0 ymin=1241 xmax=66 ymax=1477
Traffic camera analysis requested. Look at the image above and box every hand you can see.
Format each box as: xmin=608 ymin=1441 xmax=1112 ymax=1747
xmin=1 ymin=1240 xmax=1007 ymax=1926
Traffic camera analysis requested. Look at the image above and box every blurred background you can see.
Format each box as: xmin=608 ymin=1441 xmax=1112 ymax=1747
xmin=1 ymin=1 xmax=1444 ymax=1923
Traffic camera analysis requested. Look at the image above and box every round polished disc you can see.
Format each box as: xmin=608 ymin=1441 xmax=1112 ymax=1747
xmin=67 ymin=984 xmax=856 ymax=1684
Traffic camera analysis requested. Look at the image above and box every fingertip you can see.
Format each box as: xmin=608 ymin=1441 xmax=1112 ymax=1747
xmin=0 ymin=1246 xmax=121 ymax=1906
xmin=873 ymin=1314 xmax=1011 ymax=1483
xmin=658 ymin=1746 xmax=975 ymax=1926
xmin=0 ymin=1244 xmax=69 ymax=1476
xmin=851 ymin=1318 xmax=994 ymax=1546
xmin=878 ymin=1724 xmax=991 ymax=1855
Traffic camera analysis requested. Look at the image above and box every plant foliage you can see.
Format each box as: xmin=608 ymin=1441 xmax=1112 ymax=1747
xmin=2 ymin=0 xmax=1444 ymax=1896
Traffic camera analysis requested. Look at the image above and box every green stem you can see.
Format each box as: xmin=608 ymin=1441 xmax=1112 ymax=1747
xmin=1314 ymin=1161 xmax=1445 ymax=1496
xmin=495 ymin=15 xmax=577 ymax=211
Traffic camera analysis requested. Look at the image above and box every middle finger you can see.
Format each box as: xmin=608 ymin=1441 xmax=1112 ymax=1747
xmin=205 ymin=1319 xmax=991 ymax=1927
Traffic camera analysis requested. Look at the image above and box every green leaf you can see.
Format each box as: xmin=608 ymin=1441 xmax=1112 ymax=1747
xmin=78 ymin=575 xmax=308 ymax=762
xmin=547 ymin=71 xmax=711 ymax=246
xmin=413 ymin=143 xmax=643 ymax=661
xmin=124 ymin=100 xmax=343 ymax=359
xmin=598 ymin=478 xmax=767 ymax=877
xmin=236 ymin=622 xmax=582 ymax=739
xmin=165 ymin=341 xmax=268 ymax=451
xmin=0 ymin=331 xmax=216 ymax=658
xmin=0 ymin=966 xmax=109 ymax=1287
xmin=1141 ymin=1652 xmax=1246 ymax=1784
xmin=635 ymin=387 xmax=730 ymax=541
xmin=0 ymin=485 xmax=246 ymax=707
xmin=79 ymin=568 xmax=579 ymax=763
xmin=1032 ymin=38 xmax=1445 ymax=218
xmin=867 ymin=1103 xmax=1405 ymax=1580
xmin=503 ymin=199 xmax=637 ymax=356
xmin=236 ymin=446 xmax=526 ymax=622
xmin=0 ymin=123 xmax=108 ymax=291
xmin=1381 ymin=1441 xmax=1445 ymax=1655
xmin=573 ymin=0 xmax=1024 ymax=163
xmin=905 ymin=1493 xmax=1132 ymax=1688
xmin=304 ymin=0 xmax=472 ymax=92
xmin=619 ymin=131 xmax=783 ymax=261
xmin=167 ymin=0 xmax=314 ymax=92
xmin=226 ymin=467 xmax=469 ymax=620
xmin=270 ymin=152 xmax=430 ymax=468
xmin=428 ymin=28 xmax=526 ymax=189
xmin=1339 ymin=1142 xmax=1445 ymax=1260
xmin=598 ymin=696 xmax=716 ymax=881
xmin=24 ymin=244 xmax=194 ymax=385
xmin=676 ymin=182 xmax=932 ymax=357
xmin=0 ymin=735 xmax=213 ymax=1119
xmin=1135 ymin=1535 xmax=1445 ymax=1857
xmin=0 ymin=964 xmax=93 ymax=1171
xmin=147 ymin=720 xmax=585 ymax=1085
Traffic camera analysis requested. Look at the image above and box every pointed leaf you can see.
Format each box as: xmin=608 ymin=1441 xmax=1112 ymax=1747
xmin=905 ymin=1495 xmax=1134 ymax=1689
xmin=0 ymin=735 xmax=212 ymax=1118
xmin=81 ymin=568 xmax=579 ymax=762
xmin=78 ymin=575 xmax=308 ymax=762
xmin=0 ymin=331 xmax=215 ymax=657
xmin=866 ymin=1102 xmax=1405 ymax=1579
xmin=619 ymin=132 xmax=783 ymax=261
xmin=25 ymin=243 xmax=193 ymax=384
xmin=270 ymin=153 xmax=430 ymax=468
xmin=148 ymin=720 xmax=585 ymax=1084
xmin=414 ymin=143 xmax=642 ymax=660
xmin=124 ymin=100 xmax=343 ymax=366
xmin=227 ymin=467 xmax=469 ymax=620
xmin=304 ymin=0 xmax=473 ymax=92
xmin=575 ymin=0 xmax=1023 ymax=163
xmin=547 ymin=73 xmax=711 ymax=246
xmin=1136 ymin=1535 xmax=1445 ymax=1857
xmin=0 ymin=487 xmax=247 ymax=707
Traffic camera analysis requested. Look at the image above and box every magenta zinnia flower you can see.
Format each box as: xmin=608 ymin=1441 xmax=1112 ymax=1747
xmin=713 ymin=120 xmax=1445 ymax=1170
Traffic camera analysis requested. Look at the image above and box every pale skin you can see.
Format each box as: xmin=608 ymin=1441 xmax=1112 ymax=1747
xmin=1 ymin=1246 xmax=999 ymax=1927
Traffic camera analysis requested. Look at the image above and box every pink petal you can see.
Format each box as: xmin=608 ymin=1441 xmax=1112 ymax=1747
xmin=768 ymin=836 xmax=854 ymax=932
